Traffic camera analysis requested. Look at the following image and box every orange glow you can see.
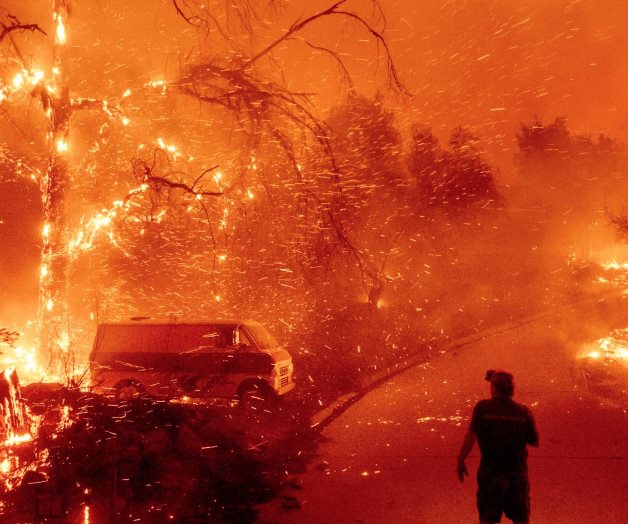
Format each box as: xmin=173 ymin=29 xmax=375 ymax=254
xmin=56 ymin=139 xmax=68 ymax=153
xmin=602 ymin=259 xmax=628 ymax=271
xmin=4 ymin=433 xmax=33 ymax=447
xmin=12 ymin=73 xmax=24 ymax=89
xmin=55 ymin=15 xmax=67 ymax=44
xmin=581 ymin=328 xmax=628 ymax=363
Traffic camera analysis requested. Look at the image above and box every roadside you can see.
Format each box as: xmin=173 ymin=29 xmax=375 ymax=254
xmin=256 ymin=289 xmax=628 ymax=523
xmin=309 ymin=286 xmax=628 ymax=431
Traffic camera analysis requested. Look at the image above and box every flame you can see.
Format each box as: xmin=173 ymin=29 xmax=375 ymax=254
xmin=4 ymin=433 xmax=33 ymax=447
xmin=146 ymin=79 xmax=167 ymax=94
xmin=594 ymin=260 xmax=628 ymax=290
xmin=0 ymin=69 xmax=46 ymax=102
xmin=581 ymin=328 xmax=628 ymax=363
xmin=219 ymin=207 xmax=229 ymax=230
xmin=56 ymin=139 xmax=69 ymax=153
xmin=55 ymin=15 xmax=67 ymax=44
xmin=12 ymin=73 xmax=24 ymax=89
xmin=157 ymin=137 xmax=181 ymax=159
xmin=602 ymin=259 xmax=628 ymax=271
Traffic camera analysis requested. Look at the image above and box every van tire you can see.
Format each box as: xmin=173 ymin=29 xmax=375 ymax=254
xmin=115 ymin=380 xmax=145 ymax=401
xmin=237 ymin=382 xmax=273 ymax=412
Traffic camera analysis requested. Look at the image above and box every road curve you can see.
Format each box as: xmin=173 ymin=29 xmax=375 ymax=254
xmin=259 ymin=297 xmax=628 ymax=523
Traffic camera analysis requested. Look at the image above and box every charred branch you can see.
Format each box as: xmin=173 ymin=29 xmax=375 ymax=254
xmin=243 ymin=0 xmax=409 ymax=96
xmin=607 ymin=207 xmax=628 ymax=238
xmin=178 ymin=61 xmax=337 ymax=170
xmin=131 ymin=151 xmax=223 ymax=198
xmin=172 ymin=0 xmax=203 ymax=27
xmin=0 ymin=328 xmax=20 ymax=348
xmin=304 ymin=41 xmax=355 ymax=92
xmin=0 ymin=14 xmax=46 ymax=44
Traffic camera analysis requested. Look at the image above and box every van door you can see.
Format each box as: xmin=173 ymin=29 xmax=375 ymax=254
xmin=172 ymin=324 xmax=240 ymax=397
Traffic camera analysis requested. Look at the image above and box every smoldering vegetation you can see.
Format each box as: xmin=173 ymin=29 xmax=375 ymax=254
xmin=3 ymin=89 xmax=627 ymax=398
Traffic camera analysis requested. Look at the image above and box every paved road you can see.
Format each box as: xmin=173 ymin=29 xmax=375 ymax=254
xmin=259 ymin=297 xmax=628 ymax=523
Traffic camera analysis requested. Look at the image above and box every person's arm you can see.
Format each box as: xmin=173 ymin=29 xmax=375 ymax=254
xmin=457 ymin=429 xmax=476 ymax=482
xmin=526 ymin=408 xmax=540 ymax=447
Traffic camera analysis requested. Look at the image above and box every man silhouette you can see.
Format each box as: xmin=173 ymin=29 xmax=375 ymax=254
xmin=457 ymin=370 xmax=539 ymax=524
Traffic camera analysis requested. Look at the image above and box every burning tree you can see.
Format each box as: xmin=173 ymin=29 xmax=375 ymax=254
xmin=0 ymin=1 xmax=406 ymax=379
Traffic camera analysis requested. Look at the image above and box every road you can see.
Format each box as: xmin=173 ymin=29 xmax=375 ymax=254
xmin=258 ymin=296 xmax=628 ymax=523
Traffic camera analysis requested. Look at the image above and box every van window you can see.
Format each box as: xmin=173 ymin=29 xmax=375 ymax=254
xmin=168 ymin=325 xmax=239 ymax=353
xmin=245 ymin=324 xmax=278 ymax=349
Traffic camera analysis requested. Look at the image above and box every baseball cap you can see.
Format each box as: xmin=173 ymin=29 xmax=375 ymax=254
xmin=485 ymin=369 xmax=514 ymax=394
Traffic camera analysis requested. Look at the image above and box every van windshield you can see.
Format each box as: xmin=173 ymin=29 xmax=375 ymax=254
xmin=245 ymin=324 xmax=278 ymax=349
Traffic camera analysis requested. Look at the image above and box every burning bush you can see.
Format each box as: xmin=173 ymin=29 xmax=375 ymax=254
xmin=3 ymin=389 xmax=305 ymax=523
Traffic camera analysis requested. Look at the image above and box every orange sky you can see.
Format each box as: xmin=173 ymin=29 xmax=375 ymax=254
xmin=4 ymin=0 xmax=628 ymax=170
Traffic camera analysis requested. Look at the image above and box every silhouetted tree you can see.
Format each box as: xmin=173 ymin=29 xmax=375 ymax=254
xmin=409 ymin=126 xmax=500 ymax=211
xmin=319 ymin=93 xmax=405 ymax=304
xmin=517 ymin=116 xmax=623 ymax=261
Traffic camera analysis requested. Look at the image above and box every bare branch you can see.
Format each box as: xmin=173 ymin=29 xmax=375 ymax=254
xmin=245 ymin=1 xmax=346 ymax=66
xmin=0 ymin=327 xmax=20 ymax=348
xmin=0 ymin=15 xmax=46 ymax=44
xmin=172 ymin=0 xmax=202 ymax=26
xmin=132 ymin=153 xmax=223 ymax=197
xmin=242 ymin=0 xmax=409 ymax=96
xmin=304 ymin=41 xmax=354 ymax=92
xmin=333 ymin=8 xmax=410 ymax=96
xmin=71 ymin=97 xmax=127 ymax=123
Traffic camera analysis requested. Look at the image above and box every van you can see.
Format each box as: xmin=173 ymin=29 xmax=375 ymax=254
xmin=89 ymin=319 xmax=295 ymax=408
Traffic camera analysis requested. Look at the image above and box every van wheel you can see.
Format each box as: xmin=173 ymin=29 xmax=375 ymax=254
xmin=115 ymin=380 xmax=145 ymax=401
xmin=238 ymin=385 xmax=269 ymax=412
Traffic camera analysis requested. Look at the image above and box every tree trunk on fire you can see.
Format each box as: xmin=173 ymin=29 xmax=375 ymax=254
xmin=37 ymin=0 xmax=71 ymax=375
xmin=0 ymin=369 xmax=27 ymax=438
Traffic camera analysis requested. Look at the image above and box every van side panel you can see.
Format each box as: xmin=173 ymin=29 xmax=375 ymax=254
xmin=93 ymin=324 xmax=181 ymax=371
xmin=90 ymin=321 xmax=294 ymax=399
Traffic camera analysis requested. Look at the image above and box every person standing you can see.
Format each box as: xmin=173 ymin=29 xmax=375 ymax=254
xmin=457 ymin=370 xmax=539 ymax=524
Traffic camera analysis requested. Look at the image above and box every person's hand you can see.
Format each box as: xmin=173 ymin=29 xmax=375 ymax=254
xmin=457 ymin=461 xmax=468 ymax=483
